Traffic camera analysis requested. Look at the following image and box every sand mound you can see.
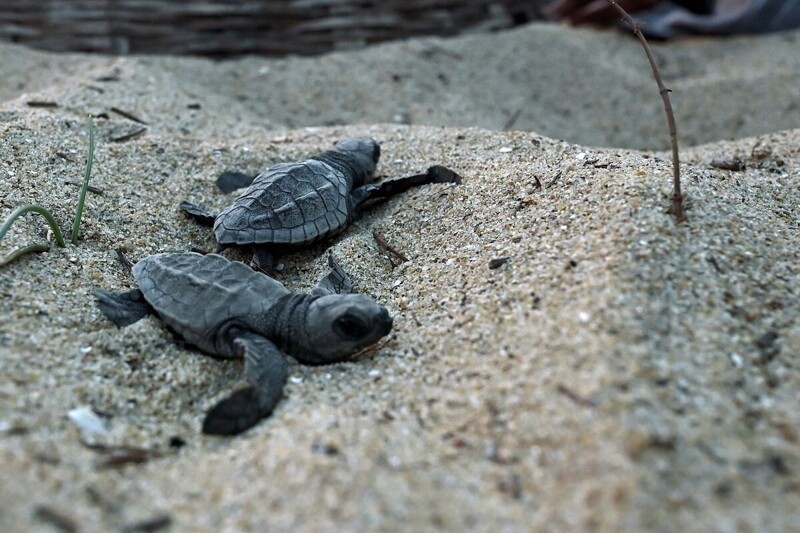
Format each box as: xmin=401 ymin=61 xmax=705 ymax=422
xmin=1 ymin=23 xmax=798 ymax=531
xmin=3 ymin=23 xmax=800 ymax=150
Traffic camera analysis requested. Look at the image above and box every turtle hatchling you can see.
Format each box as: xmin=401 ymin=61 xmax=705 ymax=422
xmin=96 ymin=252 xmax=392 ymax=435
xmin=180 ymin=138 xmax=461 ymax=270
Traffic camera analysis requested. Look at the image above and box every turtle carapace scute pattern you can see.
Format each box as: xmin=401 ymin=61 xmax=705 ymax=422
xmin=180 ymin=138 xmax=461 ymax=271
xmin=96 ymin=252 xmax=392 ymax=436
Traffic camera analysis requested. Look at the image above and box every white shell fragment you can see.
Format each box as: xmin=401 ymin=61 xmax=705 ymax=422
xmin=67 ymin=406 xmax=108 ymax=437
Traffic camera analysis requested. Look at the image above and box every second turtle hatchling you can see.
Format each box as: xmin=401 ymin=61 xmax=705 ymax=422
xmin=181 ymin=138 xmax=461 ymax=271
xmin=96 ymin=252 xmax=392 ymax=436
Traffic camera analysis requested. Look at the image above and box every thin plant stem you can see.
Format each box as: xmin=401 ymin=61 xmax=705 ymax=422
xmin=71 ymin=115 xmax=95 ymax=244
xmin=0 ymin=116 xmax=95 ymax=267
xmin=0 ymin=204 xmax=66 ymax=247
xmin=0 ymin=243 xmax=51 ymax=267
xmin=605 ymin=1 xmax=684 ymax=221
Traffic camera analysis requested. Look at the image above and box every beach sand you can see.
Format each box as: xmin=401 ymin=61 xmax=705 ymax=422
xmin=1 ymin=22 xmax=798 ymax=531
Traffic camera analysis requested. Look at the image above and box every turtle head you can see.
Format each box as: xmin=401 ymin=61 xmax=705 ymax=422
xmin=298 ymin=294 xmax=392 ymax=364
xmin=333 ymin=138 xmax=381 ymax=187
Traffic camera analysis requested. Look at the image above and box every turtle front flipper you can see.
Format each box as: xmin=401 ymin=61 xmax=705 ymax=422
xmin=350 ymin=165 xmax=463 ymax=209
xmin=179 ymin=201 xmax=216 ymax=227
xmin=95 ymin=289 xmax=154 ymax=327
xmin=311 ymin=254 xmax=354 ymax=296
xmin=202 ymin=333 xmax=289 ymax=436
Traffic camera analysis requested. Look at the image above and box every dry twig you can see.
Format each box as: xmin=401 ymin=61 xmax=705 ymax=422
xmin=605 ymin=1 xmax=684 ymax=221
xmin=34 ymin=505 xmax=77 ymax=532
xmin=373 ymin=230 xmax=409 ymax=263
xmin=556 ymin=383 xmax=598 ymax=407
xmin=116 ymin=247 xmax=134 ymax=274
xmin=110 ymin=106 xmax=148 ymax=125
xmin=111 ymin=127 xmax=147 ymax=143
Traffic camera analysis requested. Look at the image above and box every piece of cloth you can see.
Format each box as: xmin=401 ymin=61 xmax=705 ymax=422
xmin=637 ymin=0 xmax=800 ymax=38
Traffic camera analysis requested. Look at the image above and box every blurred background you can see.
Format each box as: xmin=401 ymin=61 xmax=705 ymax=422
xmin=0 ymin=1 xmax=550 ymax=56
xmin=2 ymin=1 xmax=799 ymax=150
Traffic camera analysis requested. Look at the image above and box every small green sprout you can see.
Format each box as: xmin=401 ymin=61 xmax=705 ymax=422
xmin=0 ymin=115 xmax=96 ymax=267
xmin=71 ymin=114 xmax=95 ymax=244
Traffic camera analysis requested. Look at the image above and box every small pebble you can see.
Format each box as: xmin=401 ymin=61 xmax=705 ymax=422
xmin=488 ymin=257 xmax=510 ymax=269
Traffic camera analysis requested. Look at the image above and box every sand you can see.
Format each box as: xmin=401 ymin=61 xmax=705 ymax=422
xmin=1 ymin=22 xmax=798 ymax=532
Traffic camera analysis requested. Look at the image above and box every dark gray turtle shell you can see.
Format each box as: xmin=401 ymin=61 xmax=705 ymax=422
xmin=133 ymin=252 xmax=288 ymax=355
xmin=213 ymin=160 xmax=350 ymax=246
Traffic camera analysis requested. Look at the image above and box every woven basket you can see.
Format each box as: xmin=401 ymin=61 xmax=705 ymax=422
xmin=0 ymin=0 xmax=542 ymax=56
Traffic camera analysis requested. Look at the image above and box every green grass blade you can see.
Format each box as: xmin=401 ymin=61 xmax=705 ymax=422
xmin=0 ymin=204 xmax=66 ymax=248
xmin=70 ymin=115 xmax=95 ymax=245
xmin=0 ymin=243 xmax=52 ymax=267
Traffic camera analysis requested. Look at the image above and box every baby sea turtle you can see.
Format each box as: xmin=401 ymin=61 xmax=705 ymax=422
xmin=180 ymin=138 xmax=461 ymax=271
xmin=96 ymin=252 xmax=392 ymax=436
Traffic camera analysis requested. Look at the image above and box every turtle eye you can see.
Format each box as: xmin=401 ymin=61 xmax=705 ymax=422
xmin=334 ymin=314 xmax=368 ymax=339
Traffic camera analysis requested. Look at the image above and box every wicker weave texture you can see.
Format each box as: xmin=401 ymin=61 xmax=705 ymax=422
xmin=0 ymin=0 xmax=539 ymax=56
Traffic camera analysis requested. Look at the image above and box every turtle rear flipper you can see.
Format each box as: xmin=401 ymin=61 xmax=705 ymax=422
xmin=250 ymin=247 xmax=279 ymax=274
xmin=216 ymin=170 xmax=257 ymax=193
xmin=95 ymin=288 xmax=154 ymax=327
xmin=351 ymin=165 xmax=463 ymax=208
xmin=179 ymin=201 xmax=216 ymax=227
xmin=202 ymin=333 xmax=288 ymax=436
